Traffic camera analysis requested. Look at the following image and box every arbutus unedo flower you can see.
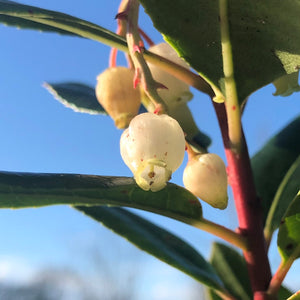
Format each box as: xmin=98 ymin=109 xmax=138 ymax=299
xmin=96 ymin=66 xmax=141 ymax=129
xmin=120 ymin=112 xmax=186 ymax=191
xmin=183 ymin=152 xmax=228 ymax=209
xmin=147 ymin=43 xmax=193 ymax=108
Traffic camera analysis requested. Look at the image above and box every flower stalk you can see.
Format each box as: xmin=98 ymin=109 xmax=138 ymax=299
xmin=122 ymin=0 xmax=168 ymax=114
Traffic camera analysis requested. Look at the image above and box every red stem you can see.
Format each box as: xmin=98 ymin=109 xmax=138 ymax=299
xmin=138 ymin=27 xmax=155 ymax=46
xmin=109 ymin=47 xmax=118 ymax=68
xmin=213 ymin=102 xmax=272 ymax=298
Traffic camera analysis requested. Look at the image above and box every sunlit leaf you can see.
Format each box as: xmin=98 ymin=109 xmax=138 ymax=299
xmin=265 ymin=155 xmax=300 ymax=240
xmin=277 ymin=191 xmax=300 ymax=261
xmin=251 ymin=116 xmax=300 ymax=225
xmin=273 ymin=72 xmax=300 ymax=97
xmin=76 ymin=206 xmax=225 ymax=292
xmin=0 ymin=171 xmax=202 ymax=223
xmin=44 ymin=82 xmax=107 ymax=115
xmin=139 ymin=0 xmax=300 ymax=102
xmin=210 ymin=243 xmax=252 ymax=300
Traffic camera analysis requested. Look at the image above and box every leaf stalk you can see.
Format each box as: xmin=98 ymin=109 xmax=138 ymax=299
xmin=267 ymin=245 xmax=300 ymax=298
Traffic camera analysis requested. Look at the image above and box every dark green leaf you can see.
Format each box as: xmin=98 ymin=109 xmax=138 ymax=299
xmin=76 ymin=206 xmax=225 ymax=292
xmin=273 ymin=72 xmax=300 ymax=97
xmin=265 ymin=155 xmax=300 ymax=240
xmin=0 ymin=171 xmax=202 ymax=223
xmin=210 ymin=243 xmax=252 ymax=300
xmin=277 ymin=191 xmax=300 ymax=261
xmin=251 ymin=116 xmax=300 ymax=225
xmin=44 ymin=82 xmax=107 ymax=115
xmin=139 ymin=0 xmax=300 ymax=102
xmin=279 ymin=287 xmax=294 ymax=300
xmin=0 ymin=0 xmax=127 ymax=50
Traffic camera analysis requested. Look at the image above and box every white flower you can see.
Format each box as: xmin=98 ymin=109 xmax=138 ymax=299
xmin=183 ymin=153 xmax=228 ymax=209
xmin=148 ymin=43 xmax=193 ymax=108
xmin=120 ymin=113 xmax=186 ymax=191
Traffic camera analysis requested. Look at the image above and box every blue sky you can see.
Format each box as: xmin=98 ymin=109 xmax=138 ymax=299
xmin=0 ymin=1 xmax=299 ymax=299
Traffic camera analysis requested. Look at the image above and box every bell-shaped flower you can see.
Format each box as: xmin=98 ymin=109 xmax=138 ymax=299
xmin=183 ymin=153 xmax=228 ymax=209
xmin=96 ymin=67 xmax=141 ymax=129
xmin=148 ymin=43 xmax=193 ymax=108
xmin=120 ymin=112 xmax=186 ymax=191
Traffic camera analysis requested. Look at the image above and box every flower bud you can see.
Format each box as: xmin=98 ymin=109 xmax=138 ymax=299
xmin=183 ymin=153 xmax=228 ymax=209
xmin=96 ymin=67 xmax=141 ymax=129
xmin=120 ymin=112 xmax=186 ymax=192
xmin=148 ymin=43 xmax=193 ymax=108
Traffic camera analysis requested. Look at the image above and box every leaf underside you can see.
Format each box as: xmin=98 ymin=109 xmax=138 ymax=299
xmin=139 ymin=0 xmax=300 ymax=102
xmin=44 ymin=82 xmax=107 ymax=115
xmin=76 ymin=206 xmax=225 ymax=291
xmin=0 ymin=0 xmax=127 ymax=50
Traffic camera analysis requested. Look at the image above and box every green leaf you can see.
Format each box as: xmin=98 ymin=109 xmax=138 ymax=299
xmin=44 ymin=82 xmax=107 ymax=115
xmin=139 ymin=0 xmax=300 ymax=102
xmin=76 ymin=206 xmax=225 ymax=292
xmin=0 ymin=0 xmax=127 ymax=51
xmin=0 ymin=171 xmax=202 ymax=223
xmin=210 ymin=243 xmax=252 ymax=300
xmin=251 ymin=116 xmax=300 ymax=225
xmin=287 ymin=290 xmax=300 ymax=300
xmin=265 ymin=155 xmax=300 ymax=240
xmin=273 ymin=72 xmax=300 ymax=97
xmin=277 ymin=191 xmax=300 ymax=261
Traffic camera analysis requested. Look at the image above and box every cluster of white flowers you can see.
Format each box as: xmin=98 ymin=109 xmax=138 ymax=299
xmin=96 ymin=42 xmax=228 ymax=209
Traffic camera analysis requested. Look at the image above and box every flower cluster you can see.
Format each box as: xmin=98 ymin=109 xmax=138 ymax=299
xmin=96 ymin=41 xmax=228 ymax=209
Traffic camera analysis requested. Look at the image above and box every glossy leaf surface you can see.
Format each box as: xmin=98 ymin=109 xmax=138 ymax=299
xmin=76 ymin=206 xmax=224 ymax=291
xmin=139 ymin=0 xmax=300 ymax=102
xmin=251 ymin=116 xmax=300 ymax=224
xmin=0 ymin=171 xmax=202 ymax=223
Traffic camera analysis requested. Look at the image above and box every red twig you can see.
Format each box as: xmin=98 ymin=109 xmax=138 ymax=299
xmin=213 ymin=102 xmax=272 ymax=298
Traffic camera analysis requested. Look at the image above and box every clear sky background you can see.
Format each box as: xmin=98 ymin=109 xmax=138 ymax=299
xmin=0 ymin=1 xmax=299 ymax=299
